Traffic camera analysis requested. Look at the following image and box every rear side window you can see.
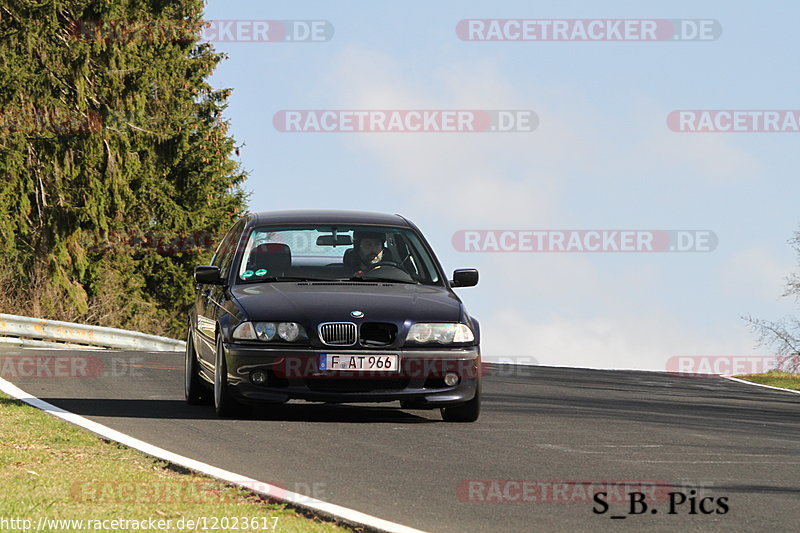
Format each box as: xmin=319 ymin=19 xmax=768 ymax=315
xmin=212 ymin=219 xmax=246 ymax=277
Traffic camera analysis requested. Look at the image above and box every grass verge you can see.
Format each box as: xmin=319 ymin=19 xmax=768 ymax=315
xmin=733 ymin=371 xmax=800 ymax=391
xmin=0 ymin=392 xmax=350 ymax=533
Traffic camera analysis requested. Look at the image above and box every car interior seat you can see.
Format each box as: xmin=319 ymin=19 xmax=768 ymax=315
xmin=248 ymin=243 xmax=291 ymax=277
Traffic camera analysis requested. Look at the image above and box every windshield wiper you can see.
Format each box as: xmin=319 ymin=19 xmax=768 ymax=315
xmin=244 ymin=276 xmax=332 ymax=283
xmin=243 ymin=276 xmax=420 ymax=284
xmin=347 ymin=276 xmax=419 ymax=285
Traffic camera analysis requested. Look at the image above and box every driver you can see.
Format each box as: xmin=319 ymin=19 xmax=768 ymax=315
xmin=348 ymin=230 xmax=392 ymax=276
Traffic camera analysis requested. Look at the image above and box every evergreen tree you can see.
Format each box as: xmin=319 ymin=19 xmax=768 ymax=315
xmin=0 ymin=0 xmax=248 ymax=337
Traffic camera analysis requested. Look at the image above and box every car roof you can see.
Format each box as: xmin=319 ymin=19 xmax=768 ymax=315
xmin=250 ymin=209 xmax=412 ymax=228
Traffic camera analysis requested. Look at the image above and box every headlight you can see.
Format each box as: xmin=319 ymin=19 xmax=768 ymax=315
xmin=277 ymin=322 xmax=301 ymax=342
xmin=233 ymin=322 xmax=305 ymax=342
xmin=255 ymin=322 xmax=277 ymax=341
xmin=406 ymin=323 xmax=474 ymax=344
xmin=232 ymin=322 xmax=257 ymax=341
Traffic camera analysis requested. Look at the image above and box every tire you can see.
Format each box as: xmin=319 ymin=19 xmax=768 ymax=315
xmin=214 ymin=335 xmax=244 ymax=417
xmin=184 ymin=323 xmax=209 ymax=405
xmin=441 ymin=383 xmax=481 ymax=422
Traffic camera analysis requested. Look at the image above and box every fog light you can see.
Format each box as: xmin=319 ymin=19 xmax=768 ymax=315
xmin=444 ymin=372 xmax=459 ymax=386
xmin=250 ymin=370 xmax=267 ymax=385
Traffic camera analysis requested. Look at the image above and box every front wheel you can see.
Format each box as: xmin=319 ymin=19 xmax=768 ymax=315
xmin=184 ymin=323 xmax=209 ymax=405
xmin=441 ymin=384 xmax=481 ymax=422
xmin=214 ymin=336 xmax=244 ymax=417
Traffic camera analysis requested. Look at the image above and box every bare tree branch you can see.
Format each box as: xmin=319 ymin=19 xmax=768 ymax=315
xmin=743 ymin=225 xmax=800 ymax=372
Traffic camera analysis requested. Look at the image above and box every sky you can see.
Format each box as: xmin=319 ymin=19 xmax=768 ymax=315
xmin=202 ymin=0 xmax=799 ymax=370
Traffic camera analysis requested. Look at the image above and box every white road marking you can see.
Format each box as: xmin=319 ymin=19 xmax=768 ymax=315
xmin=537 ymin=444 xmax=604 ymax=454
xmin=598 ymin=444 xmax=663 ymax=448
xmin=620 ymin=460 xmax=800 ymax=465
xmin=0 ymin=376 xmax=428 ymax=533
xmin=723 ymin=375 xmax=800 ymax=395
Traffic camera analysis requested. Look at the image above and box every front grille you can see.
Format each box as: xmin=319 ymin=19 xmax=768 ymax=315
xmin=318 ymin=322 xmax=357 ymax=346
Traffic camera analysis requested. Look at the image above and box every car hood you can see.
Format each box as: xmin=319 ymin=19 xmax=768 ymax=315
xmin=230 ymin=282 xmax=463 ymax=325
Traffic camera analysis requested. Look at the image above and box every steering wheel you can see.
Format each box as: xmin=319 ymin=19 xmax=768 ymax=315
xmin=364 ymin=260 xmax=404 ymax=272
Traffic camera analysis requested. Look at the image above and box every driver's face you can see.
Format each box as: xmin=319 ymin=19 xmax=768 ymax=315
xmin=359 ymin=237 xmax=384 ymax=264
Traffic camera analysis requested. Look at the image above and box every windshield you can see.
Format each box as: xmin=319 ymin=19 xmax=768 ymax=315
xmin=237 ymin=225 xmax=443 ymax=285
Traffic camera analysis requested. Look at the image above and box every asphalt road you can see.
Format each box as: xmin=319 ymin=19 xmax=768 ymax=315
xmin=2 ymin=346 xmax=799 ymax=533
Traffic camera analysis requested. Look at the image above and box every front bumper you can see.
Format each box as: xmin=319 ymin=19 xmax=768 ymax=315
xmin=223 ymin=343 xmax=480 ymax=407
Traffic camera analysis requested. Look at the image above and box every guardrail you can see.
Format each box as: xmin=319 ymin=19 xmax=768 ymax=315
xmin=0 ymin=314 xmax=185 ymax=352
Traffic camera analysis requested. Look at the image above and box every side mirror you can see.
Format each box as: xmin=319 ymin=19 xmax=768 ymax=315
xmin=451 ymin=269 xmax=478 ymax=288
xmin=194 ymin=265 xmax=223 ymax=285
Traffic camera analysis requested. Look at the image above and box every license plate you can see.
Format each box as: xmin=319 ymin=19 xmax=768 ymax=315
xmin=319 ymin=354 xmax=399 ymax=372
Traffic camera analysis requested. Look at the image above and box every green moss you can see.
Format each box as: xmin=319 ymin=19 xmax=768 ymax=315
xmin=733 ymin=371 xmax=800 ymax=391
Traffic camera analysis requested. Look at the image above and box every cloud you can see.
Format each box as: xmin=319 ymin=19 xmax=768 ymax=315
xmin=323 ymin=46 xmax=606 ymax=225
xmin=479 ymin=308 xmax=761 ymax=371
xmin=323 ymin=47 xmax=761 ymax=223
xmin=320 ymin=45 xmax=772 ymax=370
xmin=619 ymin=98 xmax=761 ymax=183
xmin=719 ymin=246 xmax=794 ymax=302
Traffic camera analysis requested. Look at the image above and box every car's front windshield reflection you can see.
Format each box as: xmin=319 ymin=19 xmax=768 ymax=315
xmin=237 ymin=226 xmax=442 ymax=285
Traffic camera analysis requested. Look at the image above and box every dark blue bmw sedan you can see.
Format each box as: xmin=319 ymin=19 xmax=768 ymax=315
xmin=186 ymin=210 xmax=481 ymax=421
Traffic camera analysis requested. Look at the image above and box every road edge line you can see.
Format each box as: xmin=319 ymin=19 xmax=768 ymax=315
xmin=0 ymin=377 xmax=428 ymax=533
xmin=722 ymin=375 xmax=800 ymax=395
